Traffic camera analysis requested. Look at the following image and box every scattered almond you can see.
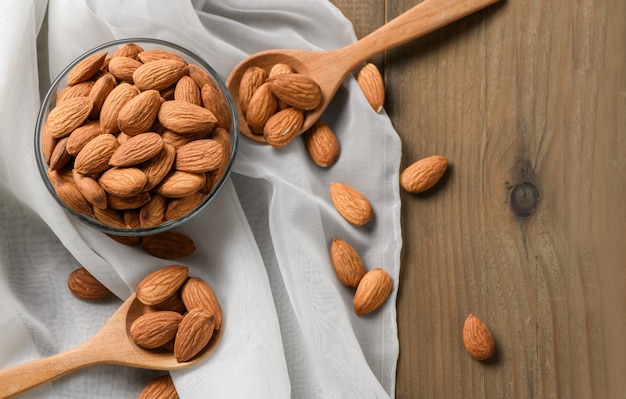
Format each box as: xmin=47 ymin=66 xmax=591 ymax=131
xmin=353 ymin=268 xmax=393 ymax=316
xmin=303 ymin=120 xmax=340 ymax=167
xmin=67 ymin=267 xmax=113 ymax=300
xmin=356 ymin=62 xmax=385 ymax=112
xmin=141 ymin=230 xmax=196 ymax=259
xmin=400 ymin=155 xmax=448 ymax=193
xmin=330 ymin=238 xmax=367 ymax=288
xmin=329 ymin=182 xmax=373 ymax=226
xmin=462 ymin=314 xmax=496 ymax=360
xmin=138 ymin=375 xmax=178 ymax=399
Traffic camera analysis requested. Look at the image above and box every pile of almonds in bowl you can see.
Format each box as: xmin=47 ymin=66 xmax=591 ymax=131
xmin=35 ymin=38 xmax=238 ymax=241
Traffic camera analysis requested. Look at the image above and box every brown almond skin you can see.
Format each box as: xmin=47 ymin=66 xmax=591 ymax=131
xmin=133 ymin=59 xmax=187 ymax=91
xmin=67 ymin=267 xmax=113 ymax=300
xmin=117 ymin=90 xmax=162 ymax=136
xmin=356 ymin=62 xmax=385 ymax=112
xmin=142 ymin=143 xmax=177 ymax=191
xmin=463 ymin=314 xmax=496 ymax=360
xmin=140 ymin=194 xmax=168 ymax=228
xmin=88 ymin=73 xmax=117 ymax=118
xmin=330 ymin=238 xmax=367 ymax=288
xmin=175 ymin=75 xmax=203 ymax=106
xmin=174 ymin=308 xmax=215 ymax=362
xmin=138 ymin=375 xmax=178 ymax=399
xmin=239 ymin=66 xmax=268 ymax=116
xmin=135 ymin=265 xmax=189 ymax=306
xmin=329 ymin=182 xmax=373 ymax=226
xmin=98 ymin=167 xmax=148 ymax=198
xmin=353 ymin=268 xmax=393 ymax=316
xmin=112 ymin=43 xmax=144 ymax=59
xmin=141 ymin=231 xmax=196 ymax=259
xmin=303 ymin=120 xmax=340 ymax=167
xmin=56 ymin=81 xmax=94 ymax=104
xmin=72 ymin=170 xmax=107 ymax=210
xmin=107 ymin=56 xmax=143 ymax=83
xmin=400 ymin=155 xmax=448 ymax=193
xmin=181 ymin=277 xmax=223 ymax=330
xmin=187 ymin=64 xmax=213 ymax=90
xmin=100 ymin=82 xmax=140 ymax=135
xmin=155 ymin=171 xmax=206 ymax=198
xmin=138 ymin=49 xmax=187 ymax=65
xmin=263 ymin=107 xmax=304 ymax=148
xmin=67 ymin=51 xmax=107 ymax=86
xmin=165 ymin=192 xmax=205 ymax=221
xmin=175 ymin=139 xmax=224 ymax=173
xmin=49 ymin=137 xmax=72 ymax=171
xmin=130 ymin=311 xmax=183 ymax=349
xmin=66 ymin=121 xmax=102 ymax=156
xmin=74 ymin=133 xmax=120 ymax=175
xmin=245 ymin=82 xmax=278 ymax=134
xmin=109 ymin=132 xmax=164 ymax=167
xmin=45 ymin=96 xmax=94 ymax=139
xmin=267 ymin=73 xmax=322 ymax=110
xmin=201 ymin=83 xmax=232 ymax=130
xmin=52 ymin=173 xmax=94 ymax=216
xmin=158 ymin=100 xmax=218 ymax=135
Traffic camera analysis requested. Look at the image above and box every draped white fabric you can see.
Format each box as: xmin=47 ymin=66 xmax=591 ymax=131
xmin=0 ymin=1 xmax=402 ymax=397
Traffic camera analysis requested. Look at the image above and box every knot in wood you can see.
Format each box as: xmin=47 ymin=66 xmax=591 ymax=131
xmin=510 ymin=181 xmax=539 ymax=218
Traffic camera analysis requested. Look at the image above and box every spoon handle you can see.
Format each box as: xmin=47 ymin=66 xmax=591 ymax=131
xmin=335 ymin=0 xmax=500 ymax=67
xmin=0 ymin=342 xmax=99 ymax=398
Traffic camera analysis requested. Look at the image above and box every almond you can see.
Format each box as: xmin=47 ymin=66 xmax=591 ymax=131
xmin=138 ymin=375 xmax=178 ymax=399
xmin=140 ymin=194 xmax=168 ymax=228
xmin=52 ymin=174 xmax=94 ymax=216
xmin=117 ymin=90 xmax=162 ymax=136
xmin=98 ymin=167 xmax=148 ymax=197
xmin=66 ymin=120 xmax=102 ymax=156
xmin=353 ymin=268 xmax=393 ymax=316
xmin=67 ymin=51 xmax=107 ymax=86
xmin=136 ymin=265 xmax=189 ymax=306
xmin=93 ymin=206 xmax=126 ymax=229
xmin=244 ymin=82 xmax=278 ymax=134
xmin=210 ymin=127 xmax=232 ymax=185
xmin=56 ymin=81 xmax=94 ymax=104
xmin=269 ymin=63 xmax=294 ymax=77
xmin=463 ymin=314 xmax=496 ymax=360
xmin=142 ymin=143 xmax=177 ymax=191
xmin=124 ymin=209 xmax=142 ymax=229
xmin=356 ymin=62 xmax=385 ymax=112
xmin=41 ymin=126 xmax=57 ymax=165
xmin=106 ymin=192 xmax=151 ymax=210
xmin=130 ymin=311 xmax=183 ymax=349
xmin=73 ymin=133 xmax=119 ymax=175
xmin=174 ymin=308 xmax=215 ymax=362
xmin=400 ymin=155 xmax=448 ymax=193
xmin=155 ymin=171 xmax=206 ymax=198
xmin=158 ymin=100 xmax=218 ymax=134
xmin=138 ymin=49 xmax=187 ymax=65
xmin=267 ymin=73 xmax=322 ymax=110
xmin=67 ymin=267 xmax=113 ymax=300
xmin=49 ymin=137 xmax=72 ymax=170
xmin=181 ymin=277 xmax=223 ymax=330
xmin=72 ymin=169 xmax=107 ymax=209
xmin=109 ymin=132 xmax=164 ymax=167
xmin=100 ymin=82 xmax=140 ymax=135
xmin=263 ymin=107 xmax=304 ymax=148
xmin=174 ymin=75 xmax=202 ymax=106
xmin=165 ymin=192 xmax=205 ymax=221
xmin=201 ymin=83 xmax=232 ymax=130
xmin=303 ymin=120 xmax=340 ymax=167
xmin=330 ymin=238 xmax=367 ymax=288
xmin=107 ymin=56 xmax=143 ymax=83
xmin=238 ymin=66 xmax=268 ymax=116
xmin=107 ymin=233 xmax=141 ymax=246
xmin=45 ymin=96 xmax=94 ymax=138
xmin=175 ymin=139 xmax=224 ymax=173
xmin=112 ymin=43 xmax=144 ymax=59
xmin=141 ymin=231 xmax=196 ymax=259
xmin=87 ymin=73 xmax=117 ymax=118
xmin=133 ymin=59 xmax=187 ymax=91
xmin=160 ymin=129 xmax=207 ymax=149
xmin=329 ymin=182 xmax=373 ymax=226
xmin=187 ymin=64 xmax=213 ymax=90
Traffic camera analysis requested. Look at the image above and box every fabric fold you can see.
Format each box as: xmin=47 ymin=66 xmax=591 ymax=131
xmin=0 ymin=0 xmax=401 ymax=397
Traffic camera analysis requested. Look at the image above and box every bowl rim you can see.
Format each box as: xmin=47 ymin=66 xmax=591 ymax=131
xmin=35 ymin=38 xmax=239 ymax=236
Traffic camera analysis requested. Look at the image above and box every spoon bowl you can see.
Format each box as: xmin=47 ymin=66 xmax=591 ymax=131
xmin=226 ymin=0 xmax=501 ymax=144
xmin=0 ymin=294 xmax=221 ymax=398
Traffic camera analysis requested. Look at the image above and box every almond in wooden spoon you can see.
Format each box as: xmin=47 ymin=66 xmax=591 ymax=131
xmin=0 ymin=293 xmax=221 ymax=398
xmin=226 ymin=0 xmax=501 ymax=144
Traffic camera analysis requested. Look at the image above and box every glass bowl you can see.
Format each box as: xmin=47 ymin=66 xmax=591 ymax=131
xmin=35 ymin=38 xmax=239 ymax=237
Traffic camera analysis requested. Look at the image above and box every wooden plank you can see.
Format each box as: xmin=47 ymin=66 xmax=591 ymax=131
xmin=381 ymin=0 xmax=625 ymax=398
xmin=333 ymin=0 xmax=624 ymax=397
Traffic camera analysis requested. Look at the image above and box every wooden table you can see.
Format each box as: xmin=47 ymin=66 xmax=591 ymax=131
xmin=331 ymin=0 xmax=625 ymax=397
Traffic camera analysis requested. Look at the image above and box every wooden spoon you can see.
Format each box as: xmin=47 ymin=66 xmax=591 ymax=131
xmin=226 ymin=0 xmax=501 ymax=144
xmin=0 ymin=294 xmax=221 ymax=398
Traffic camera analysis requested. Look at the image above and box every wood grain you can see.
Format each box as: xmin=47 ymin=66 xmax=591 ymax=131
xmin=331 ymin=0 xmax=625 ymax=397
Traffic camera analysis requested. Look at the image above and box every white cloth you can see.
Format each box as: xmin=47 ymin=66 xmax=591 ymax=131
xmin=0 ymin=1 xmax=402 ymax=398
